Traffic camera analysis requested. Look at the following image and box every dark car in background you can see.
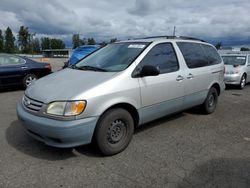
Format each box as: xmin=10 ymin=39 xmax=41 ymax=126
xmin=0 ymin=53 xmax=51 ymax=88
xmin=63 ymin=45 xmax=100 ymax=68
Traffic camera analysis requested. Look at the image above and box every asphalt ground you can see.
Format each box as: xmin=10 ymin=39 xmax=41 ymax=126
xmin=0 ymin=82 xmax=249 ymax=187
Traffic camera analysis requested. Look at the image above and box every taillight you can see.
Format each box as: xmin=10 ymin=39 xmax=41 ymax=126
xmin=45 ymin=64 xmax=52 ymax=71
xmin=223 ymin=65 xmax=225 ymax=74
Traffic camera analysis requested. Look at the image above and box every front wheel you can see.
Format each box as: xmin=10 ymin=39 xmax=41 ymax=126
xmin=94 ymin=108 xmax=134 ymax=156
xmin=239 ymin=75 xmax=246 ymax=90
xmin=202 ymin=87 xmax=218 ymax=114
xmin=23 ymin=74 xmax=37 ymax=89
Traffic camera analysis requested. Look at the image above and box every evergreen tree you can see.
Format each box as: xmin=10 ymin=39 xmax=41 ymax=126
xmin=50 ymin=38 xmax=65 ymax=49
xmin=0 ymin=29 xmax=4 ymax=52
xmin=110 ymin=38 xmax=117 ymax=43
xmin=4 ymin=27 xmax=15 ymax=53
xmin=100 ymin=41 xmax=107 ymax=47
xmin=72 ymin=34 xmax=80 ymax=49
xmin=33 ymin=38 xmax=41 ymax=53
xmin=215 ymin=42 xmax=222 ymax=50
xmin=41 ymin=37 xmax=51 ymax=50
xmin=87 ymin=38 xmax=96 ymax=45
xmin=18 ymin=26 xmax=30 ymax=53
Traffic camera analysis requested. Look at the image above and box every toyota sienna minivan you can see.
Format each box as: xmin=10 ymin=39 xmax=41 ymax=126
xmin=17 ymin=36 xmax=225 ymax=155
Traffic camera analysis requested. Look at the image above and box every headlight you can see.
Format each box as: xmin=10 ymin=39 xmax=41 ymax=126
xmin=46 ymin=101 xmax=86 ymax=116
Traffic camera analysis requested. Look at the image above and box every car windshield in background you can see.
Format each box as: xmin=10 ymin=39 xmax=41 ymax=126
xmin=75 ymin=42 xmax=149 ymax=72
xmin=222 ymin=56 xmax=246 ymax=66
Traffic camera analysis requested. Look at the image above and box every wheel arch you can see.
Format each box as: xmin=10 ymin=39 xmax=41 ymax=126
xmin=98 ymin=102 xmax=140 ymax=127
xmin=210 ymin=82 xmax=221 ymax=96
xmin=243 ymin=72 xmax=247 ymax=78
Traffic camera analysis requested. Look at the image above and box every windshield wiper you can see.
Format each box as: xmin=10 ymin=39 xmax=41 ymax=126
xmin=76 ymin=65 xmax=107 ymax=72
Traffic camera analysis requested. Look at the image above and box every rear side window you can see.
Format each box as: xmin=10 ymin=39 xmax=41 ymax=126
xmin=139 ymin=43 xmax=179 ymax=74
xmin=201 ymin=44 xmax=222 ymax=65
xmin=0 ymin=55 xmax=25 ymax=66
xmin=177 ymin=42 xmax=208 ymax=68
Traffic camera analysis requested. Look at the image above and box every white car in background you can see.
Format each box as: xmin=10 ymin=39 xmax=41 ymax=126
xmin=222 ymin=54 xmax=250 ymax=89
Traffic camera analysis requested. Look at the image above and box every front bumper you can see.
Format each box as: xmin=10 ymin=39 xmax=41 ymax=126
xmin=16 ymin=103 xmax=98 ymax=148
xmin=224 ymin=74 xmax=241 ymax=85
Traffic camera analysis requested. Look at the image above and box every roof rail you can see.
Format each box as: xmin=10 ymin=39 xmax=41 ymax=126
xmin=136 ymin=35 xmax=206 ymax=42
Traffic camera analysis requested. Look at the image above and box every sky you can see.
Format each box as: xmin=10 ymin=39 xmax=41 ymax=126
xmin=0 ymin=0 xmax=250 ymax=47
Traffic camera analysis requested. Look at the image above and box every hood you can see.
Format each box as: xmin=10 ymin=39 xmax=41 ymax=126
xmin=25 ymin=68 xmax=117 ymax=103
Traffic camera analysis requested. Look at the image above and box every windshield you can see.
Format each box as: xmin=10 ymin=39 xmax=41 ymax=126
xmin=75 ymin=42 xmax=149 ymax=72
xmin=222 ymin=56 xmax=247 ymax=66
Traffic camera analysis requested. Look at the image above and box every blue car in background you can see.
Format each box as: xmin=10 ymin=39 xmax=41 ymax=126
xmin=0 ymin=53 xmax=51 ymax=89
xmin=64 ymin=45 xmax=100 ymax=68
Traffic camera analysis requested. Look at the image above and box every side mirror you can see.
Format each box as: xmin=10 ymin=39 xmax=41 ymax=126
xmin=139 ymin=65 xmax=160 ymax=77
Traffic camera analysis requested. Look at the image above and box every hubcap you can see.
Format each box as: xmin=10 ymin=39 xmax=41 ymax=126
xmin=26 ymin=76 xmax=37 ymax=87
xmin=208 ymin=94 xmax=214 ymax=108
xmin=107 ymin=119 xmax=126 ymax=144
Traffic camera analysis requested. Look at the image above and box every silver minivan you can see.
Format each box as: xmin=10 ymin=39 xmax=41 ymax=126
xmin=222 ymin=54 xmax=250 ymax=89
xmin=17 ymin=36 xmax=225 ymax=155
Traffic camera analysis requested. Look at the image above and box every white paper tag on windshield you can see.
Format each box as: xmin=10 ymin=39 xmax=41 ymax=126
xmin=236 ymin=57 xmax=246 ymax=60
xmin=128 ymin=44 xmax=145 ymax=49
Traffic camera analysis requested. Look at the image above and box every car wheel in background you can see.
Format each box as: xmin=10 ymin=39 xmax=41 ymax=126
xmin=239 ymin=74 xmax=246 ymax=90
xmin=23 ymin=74 xmax=38 ymax=89
xmin=94 ymin=108 xmax=134 ymax=156
xmin=202 ymin=87 xmax=218 ymax=114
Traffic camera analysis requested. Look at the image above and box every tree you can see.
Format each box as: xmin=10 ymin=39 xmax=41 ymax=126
xmin=87 ymin=38 xmax=96 ymax=45
xmin=215 ymin=42 xmax=222 ymax=50
xmin=240 ymin=47 xmax=249 ymax=51
xmin=4 ymin=27 xmax=15 ymax=53
xmin=41 ymin=37 xmax=51 ymax=50
xmin=18 ymin=26 xmax=30 ymax=53
xmin=110 ymin=38 xmax=117 ymax=43
xmin=80 ymin=38 xmax=86 ymax=45
xmin=100 ymin=41 xmax=107 ymax=47
xmin=50 ymin=38 xmax=65 ymax=49
xmin=32 ymin=38 xmax=41 ymax=53
xmin=0 ymin=29 xmax=4 ymax=52
xmin=72 ymin=34 xmax=80 ymax=49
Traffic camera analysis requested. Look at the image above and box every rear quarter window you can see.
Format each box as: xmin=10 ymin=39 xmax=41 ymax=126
xmin=177 ymin=42 xmax=208 ymax=68
xmin=201 ymin=44 xmax=222 ymax=65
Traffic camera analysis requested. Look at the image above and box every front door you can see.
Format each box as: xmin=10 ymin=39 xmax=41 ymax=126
xmin=136 ymin=43 xmax=185 ymax=124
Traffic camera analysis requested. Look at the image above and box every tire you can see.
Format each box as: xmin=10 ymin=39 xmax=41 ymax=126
xmin=202 ymin=87 xmax=218 ymax=114
xmin=239 ymin=74 xmax=246 ymax=90
xmin=23 ymin=74 xmax=38 ymax=89
xmin=95 ymin=108 xmax=134 ymax=156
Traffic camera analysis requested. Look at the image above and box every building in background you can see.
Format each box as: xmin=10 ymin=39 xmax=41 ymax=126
xmin=42 ymin=49 xmax=73 ymax=58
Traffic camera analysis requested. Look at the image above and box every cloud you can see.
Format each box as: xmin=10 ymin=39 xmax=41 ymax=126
xmin=0 ymin=0 xmax=250 ymax=46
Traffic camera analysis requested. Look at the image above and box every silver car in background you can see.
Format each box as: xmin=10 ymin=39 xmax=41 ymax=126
xmin=17 ymin=36 xmax=225 ymax=155
xmin=222 ymin=54 xmax=250 ymax=89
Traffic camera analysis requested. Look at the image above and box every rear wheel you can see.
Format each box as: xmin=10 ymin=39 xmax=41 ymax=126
xmin=23 ymin=74 xmax=37 ymax=88
xmin=239 ymin=74 xmax=246 ymax=90
xmin=202 ymin=87 xmax=218 ymax=114
xmin=95 ymin=108 xmax=134 ymax=156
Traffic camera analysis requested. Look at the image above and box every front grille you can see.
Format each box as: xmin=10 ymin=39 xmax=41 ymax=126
xmin=23 ymin=95 xmax=43 ymax=112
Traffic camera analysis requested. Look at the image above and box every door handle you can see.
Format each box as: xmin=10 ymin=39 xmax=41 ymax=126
xmin=187 ymin=73 xmax=194 ymax=79
xmin=21 ymin=66 xmax=28 ymax=69
xmin=176 ymin=75 xmax=184 ymax=81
